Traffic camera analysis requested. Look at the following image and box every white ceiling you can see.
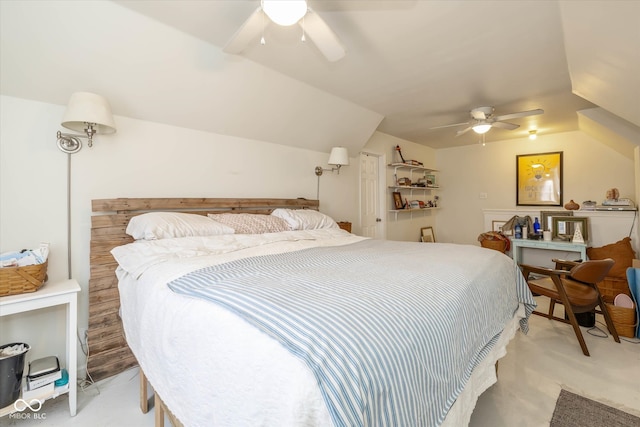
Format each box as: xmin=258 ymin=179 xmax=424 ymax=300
xmin=113 ymin=0 xmax=640 ymax=149
xmin=1 ymin=1 xmax=638 ymax=153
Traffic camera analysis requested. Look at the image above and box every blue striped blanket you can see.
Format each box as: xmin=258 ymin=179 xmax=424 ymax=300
xmin=168 ymin=239 xmax=535 ymax=426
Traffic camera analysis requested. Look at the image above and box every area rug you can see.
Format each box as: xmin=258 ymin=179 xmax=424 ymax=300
xmin=551 ymin=389 xmax=640 ymax=427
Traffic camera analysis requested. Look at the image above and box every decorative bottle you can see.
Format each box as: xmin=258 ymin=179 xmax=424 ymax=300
xmin=515 ymin=224 xmax=522 ymax=239
xmin=533 ymin=217 xmax=541 ymax=234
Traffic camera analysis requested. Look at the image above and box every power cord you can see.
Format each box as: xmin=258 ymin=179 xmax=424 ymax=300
xmin=76 ymin=328 xmax=100 ymax=394
xmin=587 ymin=320 xmax=640 ymax=344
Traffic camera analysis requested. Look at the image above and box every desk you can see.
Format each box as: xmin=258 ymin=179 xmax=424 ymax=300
xmin=511 ymin=239 xmax=587 ymax=265
xmin=0 ymin=279 xmax=80 ymax=417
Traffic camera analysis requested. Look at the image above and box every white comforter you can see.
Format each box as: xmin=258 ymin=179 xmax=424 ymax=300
xmin=112 ymin=230 xmax=527 ymax=426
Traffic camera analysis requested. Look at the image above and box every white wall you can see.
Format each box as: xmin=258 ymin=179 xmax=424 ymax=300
xmin=0 ymin=95 xmax=358 ymax=375
xmin=436 ymin=130 xmax=637 ymax=249
xmin=0 ymin=0 xmax=382 ymax=159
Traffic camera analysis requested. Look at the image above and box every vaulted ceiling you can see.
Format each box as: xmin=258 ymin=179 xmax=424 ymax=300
xmin=1 ymin=1 xmax=638 ymax=154
xmin=115 ymin=0 xmax=640 ymax=149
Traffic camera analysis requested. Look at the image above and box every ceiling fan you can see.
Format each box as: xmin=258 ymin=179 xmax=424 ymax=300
xmin=223 ymin=0 xmax=346 ymax=62
xmin=432 ymin=106 xmax=544 ymax=137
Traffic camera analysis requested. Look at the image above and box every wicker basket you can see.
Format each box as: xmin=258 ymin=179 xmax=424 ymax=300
xmin=597 ymin=277 xmax=632 ymax=304
xmin=605 ymin=302 xmax=637 ymax=338
xmin=0 ymin=260 xmax=48 ymax=297
xmin=480 ymin=239 xmax=508 ymax=253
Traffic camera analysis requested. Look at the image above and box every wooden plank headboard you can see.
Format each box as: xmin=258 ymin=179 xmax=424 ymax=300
xmin=88 ymin=197 xmax=319 ymax=381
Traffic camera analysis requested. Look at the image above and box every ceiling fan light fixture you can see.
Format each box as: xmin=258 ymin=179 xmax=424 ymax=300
xmin=472 ymin=123 xmax=492 ymax=134
xmin=262 ymin=0 xmax=307 ymax=26
xmin=529 ymin=130 xmax=538 ymax=140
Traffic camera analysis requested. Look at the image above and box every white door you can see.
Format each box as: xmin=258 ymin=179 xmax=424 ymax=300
xmin=359 ymin=152 xmax=384 ymax=239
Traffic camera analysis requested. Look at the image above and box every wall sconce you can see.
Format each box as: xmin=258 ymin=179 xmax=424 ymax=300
xmin=315 ymin=147 xmax=349 ymax=200
xmin=529 ymin=130 xmax=538 ymax=140
xmin=56 ymin=92 xmax=116 ymax=280
xmin=315 ymin=147 xmax=349 ymax=176
xmin=56 ymin=92 xmax=117 ymax=154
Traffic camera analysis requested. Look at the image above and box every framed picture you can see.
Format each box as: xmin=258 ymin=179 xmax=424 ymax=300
xmin=540 ymin=210 xmax=573 ymax=232
xmin=420 ymin=226 xmax=436 ymax=243
xmin=516 ymin=151 xmax=563 ymax=206
xmin=392 ymin=192 xmax=404 ymax=210
xmin=551 ymin=216 xmax=589 ymax=242
xmin=425 ymin=174 xmax=436 ymax=187
xmin=492 ymin=220 xmax=507 ymax=234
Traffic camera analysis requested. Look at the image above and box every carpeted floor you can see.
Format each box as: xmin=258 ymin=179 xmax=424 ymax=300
xmin=551 ymin=389 xmax=640 ymax=427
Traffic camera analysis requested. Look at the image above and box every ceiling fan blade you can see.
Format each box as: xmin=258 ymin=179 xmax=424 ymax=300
xmin=223 ymin=7 xmax=264 ymax=54
xmin=456 ymin=126 xmax=473 ymax=137
xmin=491 ymin=121 xmax=519 ymax=130
xmin=301 ymin=8 xmax=346 ymax=62
xmin=492 ymin=108 xmax=544 ymax=122
xmin=429 ymin=121 xmax=470 ymax=130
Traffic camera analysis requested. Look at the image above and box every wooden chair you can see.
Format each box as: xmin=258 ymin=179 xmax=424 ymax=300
xmin=520 ymin=258 xmax=620 ymax=356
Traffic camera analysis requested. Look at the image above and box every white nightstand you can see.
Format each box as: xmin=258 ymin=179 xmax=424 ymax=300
xmin=0 ymin=279 xmax=80 ymax=417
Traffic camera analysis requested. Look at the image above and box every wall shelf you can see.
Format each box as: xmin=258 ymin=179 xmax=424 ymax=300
xmin=388 ymin=164 xmax=440 ymax=221
xmin=388 ymin=163 xmax=438 ymax=173
xmin=388 ymin=186 xmax=440 ymax=190
xmin=389 ymin=207 xmax=439 ymax=220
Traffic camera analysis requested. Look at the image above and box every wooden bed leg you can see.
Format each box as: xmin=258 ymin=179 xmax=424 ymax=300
xmin=155 ymin=394 xmax=165 ymax=427
xmin=495 ymin=360 xmax=499 ymax=379
xmin=141 ymin=367 xmax=183 ymax=427
xmin=140 ymin=368 xmax=150 ymax=414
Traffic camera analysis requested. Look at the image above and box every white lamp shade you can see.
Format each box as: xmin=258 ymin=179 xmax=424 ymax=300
xmin=472 ymin=123 xmax=492 ymax=134
xmin=328 ymin=147 xmax=349 ymax=166
xmin=61 ymin=92 xmax=116 ymax=134
xmin=262 ymin=0 xmax=307 ymax=26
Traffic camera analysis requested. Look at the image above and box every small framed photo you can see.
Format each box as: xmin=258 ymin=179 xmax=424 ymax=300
xmin=541 ymin=210 xmax=573 ymax=232
xmin=425 ymin=174 xmax=436 ymax=187
xmin=552 ymin=216 xmax=589 ymax=242
xmin=392 ymin=192 xmax=404 ymax=210
xmin=420 ymin=226 xmax=436 ymax=243
xmin=492 ymin=220 xmax=507 ymax=233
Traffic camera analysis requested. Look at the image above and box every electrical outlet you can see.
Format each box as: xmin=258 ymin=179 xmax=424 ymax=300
xmin=479 ymin=192 xmax=488 ymax=199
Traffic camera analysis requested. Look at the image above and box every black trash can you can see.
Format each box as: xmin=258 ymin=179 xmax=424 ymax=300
xmin=0 ymin=343 xmax=30 ymax=409
xmin=565 ymin=311 xmax=596 ymax=327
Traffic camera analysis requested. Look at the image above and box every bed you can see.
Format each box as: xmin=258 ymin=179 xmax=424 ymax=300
xmin=88 ymin=198 xmax=535 ymax=427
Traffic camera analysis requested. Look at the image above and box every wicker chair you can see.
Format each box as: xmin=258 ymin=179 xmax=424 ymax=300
xmin=520 ymin=258 xmax=620 ymax=356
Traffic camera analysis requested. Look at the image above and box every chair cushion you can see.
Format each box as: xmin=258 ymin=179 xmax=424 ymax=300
xmin=528 ymin=277 xmax=599 ymax=307
xmin=586 ymin=237 xmax=636 ymax=278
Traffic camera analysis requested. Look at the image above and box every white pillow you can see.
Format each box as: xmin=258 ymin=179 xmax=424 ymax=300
xmin=126 ymin=212 xmax=235 ymax=240
xmin=270 ymin=209 xmax=339 ymax=230
xmin=207 ymin=213 xmax=291 ymax=234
